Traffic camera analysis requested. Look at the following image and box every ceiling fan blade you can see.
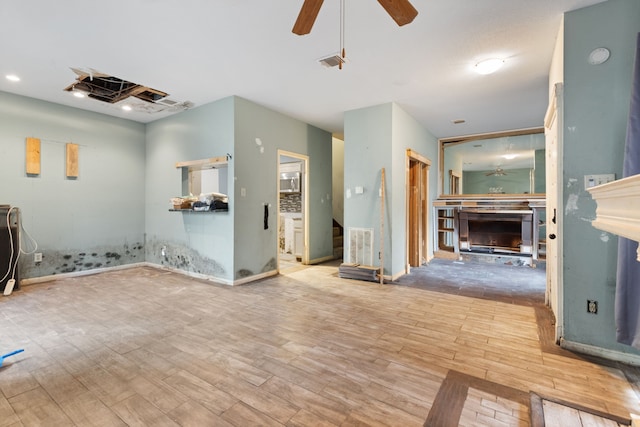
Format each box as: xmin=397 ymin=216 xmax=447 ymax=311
xmin=377 ymin=0 xmax=418 ymax=27
xmin=292 ymin=0 xmax=324 ymax=35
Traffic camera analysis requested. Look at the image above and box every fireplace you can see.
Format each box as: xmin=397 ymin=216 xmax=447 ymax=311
xmin=458 ymin=210 xmax=533 ymax=254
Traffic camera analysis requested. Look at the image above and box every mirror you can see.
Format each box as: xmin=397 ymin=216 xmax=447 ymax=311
xmin=440 ymin=128 xmax=545 ymax=196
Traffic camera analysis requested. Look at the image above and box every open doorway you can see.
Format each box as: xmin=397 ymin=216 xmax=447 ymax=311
xmin=277 ymin=150 xmax=309 ymax=271
xmin=406 ymin=149 xmax=431 ymax=271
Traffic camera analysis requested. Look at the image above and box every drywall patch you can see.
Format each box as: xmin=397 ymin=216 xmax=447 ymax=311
xmin=565 ymin=194 xmax=579 ymax=215
xmin=567 ymin=178 xmax=578 ymax=188
xmin=19 ymin=242 xmax=144 ymax=279
xmin=600 ymin=232 xmax=610 ymax=242
xmin=146 ymin=238 xmax=225 ymax=277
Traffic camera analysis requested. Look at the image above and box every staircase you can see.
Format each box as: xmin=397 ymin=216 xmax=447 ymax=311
xmin=333 ymin=219 xmax=344 ymax=260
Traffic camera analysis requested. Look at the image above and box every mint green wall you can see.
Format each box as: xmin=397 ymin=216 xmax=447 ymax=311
xmin=0 ymin=91 xmax=146 ymax=279
xmin=233 ymin=97 xmax=333 ymax=278
xmin=145 ymin=97 xmax=235 ymax=281
xmin=562 ymin=0 xmax=640 ymax=353
xmin=344 ymin=103 xmax=438 ymax=277
xmin=391 ymin=104 xmax=439 ymax=270
xmin=344 ymin=104 xmax=392 ymax=273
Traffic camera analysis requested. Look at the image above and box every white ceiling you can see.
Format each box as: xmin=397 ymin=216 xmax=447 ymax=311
xmin=0 ymin=0 xmax=604 ymax=139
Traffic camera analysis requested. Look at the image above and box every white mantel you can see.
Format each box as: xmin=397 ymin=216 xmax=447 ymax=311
xmin=587 ymin=174 xmax=640 ymax=261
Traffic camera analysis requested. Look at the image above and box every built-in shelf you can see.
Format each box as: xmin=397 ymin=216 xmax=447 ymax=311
xmin=588 ymin=174 xmax=640 ymax=261
xmin=169 ymin=209 xmax=229 ymax=213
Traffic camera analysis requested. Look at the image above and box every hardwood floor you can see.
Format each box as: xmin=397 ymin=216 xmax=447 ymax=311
xmin=0 ymin=262 xmax=638 ymax=426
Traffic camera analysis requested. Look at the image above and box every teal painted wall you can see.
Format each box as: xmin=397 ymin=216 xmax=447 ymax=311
xmin=0 ymin=91 xmax=146 ymax=279
xmin=233 ymin=97 xmax=333 ymax=278
xmin=344 ymin=103 xmax=438 ymax=277
xmin=344 ymin=104 xmax=393 ymax=273
xmin=145 ymin=97 xmax=236 ymax=281
xmin=562 ymin=0 xmax=640 ymax=353
xmin=391 ymin=104 xmax=439 ymax=270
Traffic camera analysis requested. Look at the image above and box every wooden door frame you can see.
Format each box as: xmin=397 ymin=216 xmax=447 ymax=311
xmin=544 ymin=83 xmax=564 ymax=342
xmin=277 ymin=150 xmax=310 ymax=270
xmin=405 ymin=149 xmax=432 ymax=273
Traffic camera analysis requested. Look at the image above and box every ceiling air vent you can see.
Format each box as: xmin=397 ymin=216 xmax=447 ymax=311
xmin=155 ymin=98 xmax=180 ymax=107
xmin=318 ymin=54 xmax=345 ymax=68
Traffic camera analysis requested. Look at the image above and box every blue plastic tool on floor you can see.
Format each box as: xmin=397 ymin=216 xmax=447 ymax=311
xmin=0 ymin=349 xmax=24 ymax=367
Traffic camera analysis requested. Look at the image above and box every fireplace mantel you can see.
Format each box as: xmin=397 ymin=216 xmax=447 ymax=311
xmin=587 ymin=174 xmax=640 ymax=261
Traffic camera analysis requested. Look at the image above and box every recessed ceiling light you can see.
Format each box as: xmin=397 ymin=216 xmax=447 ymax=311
xmin=122 ymin=105 xmax=132 ymax=111
xmin=474 ymin=58 xmax=504 ymax=75
xmin=6 ymin=74 xmax=20 ymax=82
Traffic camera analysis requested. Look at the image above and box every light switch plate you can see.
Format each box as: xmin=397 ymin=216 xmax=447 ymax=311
xmin=584 ymin=174 xmax=615 ymax=190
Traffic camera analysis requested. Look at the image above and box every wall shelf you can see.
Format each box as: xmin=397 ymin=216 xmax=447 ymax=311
xmin=169 ymin=209 xmax=229 ymax=213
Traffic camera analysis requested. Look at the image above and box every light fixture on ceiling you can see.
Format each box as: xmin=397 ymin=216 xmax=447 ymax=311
xmin=121 ymin=105 xmax=132 ymax=111
xmin=73 ymin=91 xmax=85 ymax=98
xmin=6 ymin=74 xmax=20 ymax=82
xmin=474 ymin=58 xmax=504 ymax=75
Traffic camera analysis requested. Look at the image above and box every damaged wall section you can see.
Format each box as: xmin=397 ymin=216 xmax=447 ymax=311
xmin=0 ymin=91 xmax=146 ymax=281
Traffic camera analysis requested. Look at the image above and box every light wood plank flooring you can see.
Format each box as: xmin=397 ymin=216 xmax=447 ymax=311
xmin=1 ymin=263 xmax=639 ymax=426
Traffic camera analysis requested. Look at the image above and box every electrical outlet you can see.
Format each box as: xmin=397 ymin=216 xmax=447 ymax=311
xmin=587 ymin=300 xmax=598 ymax=314
xmin=34 ymin=252 xmax=42 ymax=263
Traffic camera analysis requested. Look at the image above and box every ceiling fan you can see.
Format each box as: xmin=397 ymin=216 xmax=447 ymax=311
xmin=292 ymin=0 xmax=418 ymax=35
xmin=486 ymin=166 xmax=508 ymax=177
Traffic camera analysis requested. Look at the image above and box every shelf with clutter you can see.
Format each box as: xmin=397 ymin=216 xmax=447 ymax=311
xmin=171 ymin=155 xmax=230 ymax=212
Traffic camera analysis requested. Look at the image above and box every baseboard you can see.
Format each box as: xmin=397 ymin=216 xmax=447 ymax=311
xmin=560 ymin=338 xmax=640 ymax=366
xmin=232 ymin=270 xmax=278 ymax=285
xmin=21 ymin=262 xmax=280 ymax=288
xmin=147 ymin=263 xmax=234 ymax=286
xmin=148 ymin=263 xmax=279 ymax=286
xmin=20 ymin=262 xmax=149 ymax=286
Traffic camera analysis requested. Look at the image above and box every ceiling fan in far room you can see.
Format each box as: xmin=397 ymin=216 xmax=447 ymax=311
xmin=486 ymin=166 xmax=508 ymax=177
xmin=292 ymin=0 xmax=418 ymax=35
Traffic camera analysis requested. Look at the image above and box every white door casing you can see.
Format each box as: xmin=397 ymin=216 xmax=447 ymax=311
xmin=544 ymin=82 xmax=564 ymax=342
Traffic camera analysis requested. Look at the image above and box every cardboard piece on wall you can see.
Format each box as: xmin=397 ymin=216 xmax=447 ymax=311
xmin=66 ymin=143 xmax=79 ymax=178
xmin=26 ymin=137 xmax=41 ymax=175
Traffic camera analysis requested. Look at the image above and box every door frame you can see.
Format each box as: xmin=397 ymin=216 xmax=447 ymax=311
xmin=405 ymin=149 xmax=432 ymax=273
xmin=277 ymin=150 xmax=310 ymax=269
xmin=544 ymin=83 xmax=564 ymax=342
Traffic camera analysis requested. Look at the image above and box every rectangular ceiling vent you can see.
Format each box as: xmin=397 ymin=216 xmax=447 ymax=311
xmin=318 ymin=54 xmax=345 ymax=68
xmin=155 ymin=98 xmax=180 ymax=107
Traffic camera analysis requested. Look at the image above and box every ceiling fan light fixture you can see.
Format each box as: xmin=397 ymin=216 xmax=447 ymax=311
xmin=474 ymin=58 xmax=504 ymax=75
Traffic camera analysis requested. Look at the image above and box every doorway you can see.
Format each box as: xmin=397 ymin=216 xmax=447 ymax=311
xmin=406 ymin=149 xmax=431 ymax=270
xmin=277 ymin=150 xmax=309 ymax=271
